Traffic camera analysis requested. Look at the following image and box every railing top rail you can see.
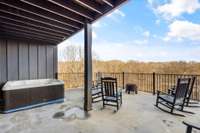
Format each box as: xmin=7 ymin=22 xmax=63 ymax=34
xmin=58 ymin=72 xmax=200 ymax=77
xmin=99 ymin=72 xmax=200 ymax=77
xmin=155 ymin=73 xmax=200 ymax=77
xmin=57 ymin=72 xmax=84 ymax=74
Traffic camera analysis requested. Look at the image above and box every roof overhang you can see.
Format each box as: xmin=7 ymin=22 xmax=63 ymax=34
xmin=0 ymin=0 xmax=129 ymax=44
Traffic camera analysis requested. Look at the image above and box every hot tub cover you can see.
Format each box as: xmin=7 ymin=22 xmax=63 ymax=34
xmin=2 ymin=79 xmax=64 ymax=91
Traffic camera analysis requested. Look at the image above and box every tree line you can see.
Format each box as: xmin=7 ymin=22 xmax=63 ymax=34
xmin=58 ymin=45 xmax=200 ymax=75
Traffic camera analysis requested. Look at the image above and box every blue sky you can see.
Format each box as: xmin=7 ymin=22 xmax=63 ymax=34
xmin=58 ymin=0 xmax=200 ymax=62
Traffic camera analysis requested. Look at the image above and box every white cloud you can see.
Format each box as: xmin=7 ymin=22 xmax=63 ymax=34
xmin=106 ymin=9 xmax=125 ymax=22
xmin=93 ymin=40 xmax=200 ymax=61
xmin=107 ymin=9 xmax=125 ymax=17
xmin=133 ymin=39 xmax=148 ymax=45
xmin=92 ymin=31 xmax=97 ymax=39
xmin=147 ymin=0 xmax=154 ymax=5
xmin=93 ymin=21 xmax=101 ymax=28
xmin=143 ymin=31 xmax=150 ymax=38
xmin=92 ymin=21 xmax=107 ymax=28
xmin=157 ymin=0 xmax=200 ymax=20
xmin=153 ymin=34 xmax=158 ymax=38
xmin=165 ymin=20 xmax=200 ymax=41
xmin=155 ymin=19 xmax=160 ymax=25
xmin=93 ymin=41 xmax=171 ymax=61
xmin=58 ymin=39 xmax=200 ymax=62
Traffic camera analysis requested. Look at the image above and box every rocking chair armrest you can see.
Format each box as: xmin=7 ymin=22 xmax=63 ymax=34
xmin=168 ymin=88 xmax=175 ymax=94
xmin=168 ymin=88 xmax=175 ymax=92
xmin=92 ymin=85 xmax=101 ymax=91
xmin=157 ymin=90 xmax=170 ymax=96
xmin=92 ymin=80 xmax=95 ymax=87
xmin=114 ymin=89 xmax=122 ymax=97
xmin=183 ymin=121 xmax=200 ymax=130
xmin=171 ymin=85 xmax=176 ymax=89
xmin=92 ymin=81 xmax=101 ymax=89
xmin=118 ymin=89 xmax=122 ymax=94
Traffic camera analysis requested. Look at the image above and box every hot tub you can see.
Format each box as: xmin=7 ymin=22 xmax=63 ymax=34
xmin=0 ymin=79 xmax=64 ymax=113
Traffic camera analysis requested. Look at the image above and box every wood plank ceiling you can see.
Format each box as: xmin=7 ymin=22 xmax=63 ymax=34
xmin=0 ymin=0 xmax=128 ymax=44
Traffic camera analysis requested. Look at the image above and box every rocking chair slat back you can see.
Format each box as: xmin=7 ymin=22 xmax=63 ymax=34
xmin=175 ymin=78 xmax=191 ymax=100
xmin=101 ymin=77 xmax=118 ymax=97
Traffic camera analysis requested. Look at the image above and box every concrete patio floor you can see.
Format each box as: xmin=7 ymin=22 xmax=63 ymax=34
xmin=0 ymin=89 xmax=200 ymax=133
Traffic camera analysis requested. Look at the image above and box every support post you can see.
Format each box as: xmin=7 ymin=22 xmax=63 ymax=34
xmin=55 ymin=72 xmax=58 ymax=79
xmin=122 ymin=72 xmax=125 ymax=89
xmin=84 ymin=22 xmax=92 ymax=111
xmin=153 ymin=72 xmax=156 ymax=95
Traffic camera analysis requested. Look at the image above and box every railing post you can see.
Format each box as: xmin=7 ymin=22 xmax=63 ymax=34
xmin=122 ymin=72 xmax=125 ymax=89
xmin=153 ymin=72 xmax=156 ymax=95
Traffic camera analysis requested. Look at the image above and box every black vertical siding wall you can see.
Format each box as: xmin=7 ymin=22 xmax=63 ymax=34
xmin=0 ymin=38 xmax=58 ymax=86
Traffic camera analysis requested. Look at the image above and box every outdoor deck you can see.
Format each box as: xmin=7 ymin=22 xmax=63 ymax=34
xmin=0 ymin=89 xmax=199 ymax=133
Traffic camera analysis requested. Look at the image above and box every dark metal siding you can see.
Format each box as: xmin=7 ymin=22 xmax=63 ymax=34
xmin=38 ymin=45 xmax=47 ymax=79
xmin=19 ymin=42 xmax=29 ymax=80
xmin=46 ymin=46 xmax=54 ymax=78
xmin=29 ymin=43 xmax=38 ymax=79
xmin=7 ymin=40 xmax=19 ymax=81
xmin=0 ymin=38 xmax=57 ymax=84
xmin=53 ymin=47 xmax=58 ymax=78
xmin=0 ymin=40 xmax=7 ymax=86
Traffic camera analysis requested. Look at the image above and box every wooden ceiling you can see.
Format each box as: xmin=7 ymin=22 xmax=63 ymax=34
xmin=0 ymin=0 xmax=128 ymax=44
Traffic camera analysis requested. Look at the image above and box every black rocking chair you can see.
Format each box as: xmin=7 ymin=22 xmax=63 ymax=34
xmin=92 ymin=80 xmax=102 ymax=103
xmin=101 ymin=77 xmax=122 ymax=110
xmin=156 ymin=78 xmax=191 ymax=115
xmin=92 ymin=73 xmax=103 ymax=103
xmin=168 ymin=77 xmax=197 ymax=107
xmin=183 ymin=121 xmax=200 ymax=133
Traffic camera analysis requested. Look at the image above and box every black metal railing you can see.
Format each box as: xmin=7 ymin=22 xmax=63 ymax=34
xmin=58 ymin=72 xmax=200 ymax=101
xmin=58 ymin=73 xmax=84 ymax=89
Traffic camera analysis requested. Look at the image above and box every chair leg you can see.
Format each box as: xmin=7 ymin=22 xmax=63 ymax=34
xmin=103 ymin=100 xmax=105 ymax=108
xmin=117 ymin=102 xmax=119 ymax=110
xmin=155 ymin=91 xmax=161 ymax=107
xmin=170 ymin=105 xmax=174 ymax=114
xmin=156 ymin=97 xmax=159 ymax=107
xmin=186 ymin=102 xmax=189 ymax=107
xmin=186 ymin=126 xmax=192 ymax=133
xmin=120 ymin=94 xmax=122 ymax=105
xmin=181 ymin=104 xmax=184 ymax=111
xmin=186 ymin=98 xmax=190 ymax=106
xmin=116 ymin=98 xmax=119 ymax=110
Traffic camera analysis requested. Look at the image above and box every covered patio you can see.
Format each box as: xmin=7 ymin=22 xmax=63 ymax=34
xmin=0 ymin=89 xmax=200 ymax=133
xmin=0 ymin=0 xmax=128 ymax=112
xmin=0 ymin=1 xmax=200 ymax=133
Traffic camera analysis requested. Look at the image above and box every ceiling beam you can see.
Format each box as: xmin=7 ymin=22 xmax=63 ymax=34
xmin=0 ymin=0 xmax=128 ymax=43
xmin=20 ymin=0 xmax=86 ymax=24
xmin=0 ymin=18 xmax=69 ymax=38
xmin=0 ymin=1 xmax=81 ymax=29
xmin=0 ymin=5 xmax=77 ymax=33
xmin=0 ymin=31 xmax=59 ymax=44
xmin=0 ymin=12 xmax=72 ymax=35
xmin=0 ymin=24 xmax=63 ymax=40
xmin=74 ymin=0 xmax=103 ymax=14
xmin=94 ymin=0 xmax=128 ymax=23
xmin=47 ymin=0 xmax=95 ymax=20
xmin=102 ymin=0 xmax=114 ymax=7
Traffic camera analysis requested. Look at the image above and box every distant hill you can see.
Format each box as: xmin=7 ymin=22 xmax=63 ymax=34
xmin=58 ymin=60 xmax=200 ymax=75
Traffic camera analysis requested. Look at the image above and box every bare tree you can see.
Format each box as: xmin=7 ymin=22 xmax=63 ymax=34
xmin=59 ymin=45 xmax=99 ymax=73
